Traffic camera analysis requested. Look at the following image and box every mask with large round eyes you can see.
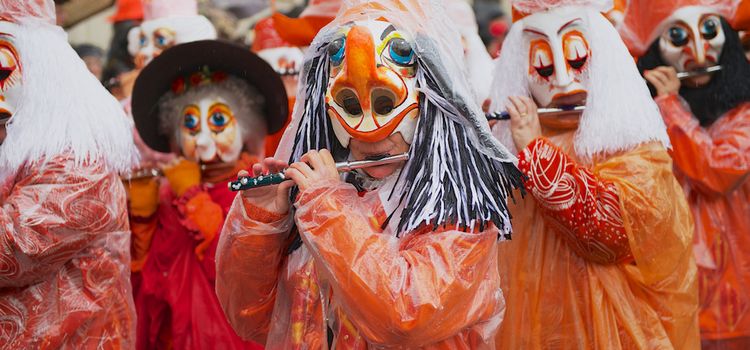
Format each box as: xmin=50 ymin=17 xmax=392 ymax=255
xmin=0 ymin=24 xmax=22 ymax=124
xmin=179 ymin=97 xmax=242 ymax=163
xmin=659 ymin=7 xmax=725 ymax=76
xmin=325 ymin=20 xmax=421 ymax=147
xmin=523 ymin=8 xmax=590 ymax=109
xmin=134 ymin=27 xmax=178 ymax=69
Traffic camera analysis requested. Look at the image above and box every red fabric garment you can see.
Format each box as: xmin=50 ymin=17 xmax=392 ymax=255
xmin=133 ymin=176 xmax=262 ymax=350
xmin=0 ymin=155 xmax=135 ymax=348
xmin=656 ymin=94 xmax=750 ymax=343
xmin=517 ymin=137 xmax=633 ymax=264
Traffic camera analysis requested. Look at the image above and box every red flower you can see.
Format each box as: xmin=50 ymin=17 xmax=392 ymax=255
xmin=189 ymin=72 xmax=204 ymax=86
xmin=171 ymin=77 xmax=185 ymax=94
xmin=211 ymin=71 xmax=228 ymax=83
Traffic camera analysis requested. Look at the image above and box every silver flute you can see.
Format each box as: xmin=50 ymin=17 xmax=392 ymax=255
xmin=229 ymin=153 xmax=410 ymax=191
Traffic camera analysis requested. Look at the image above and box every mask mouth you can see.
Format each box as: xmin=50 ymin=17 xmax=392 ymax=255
xmin=550 ymin=91 xmax=587 ymax=108
xmin=364 ymin=153 xmax=391 ymax=161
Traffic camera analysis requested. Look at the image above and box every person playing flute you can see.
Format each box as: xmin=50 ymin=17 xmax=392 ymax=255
xmin=215 ymin=0 xmax=522 ymax=347
xmin=619 ymin=1 xmax=750 ymax=348
xmin=488 ymin=0 xmax=700 ymax=348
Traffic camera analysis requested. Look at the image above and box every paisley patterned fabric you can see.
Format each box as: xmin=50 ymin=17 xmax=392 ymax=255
xmin=0 ymin=155 xmax=135 ymax=349
xmin=656 ymin=95 xmax=750 ymax=344
xmin=518 ymin=137 xmax=632 ymax=264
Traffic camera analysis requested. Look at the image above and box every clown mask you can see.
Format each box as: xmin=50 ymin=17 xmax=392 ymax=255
xmin=257 ymin=47 xmax=305 ymax=97
xmin=658 ymin=6 xmax=724 ymax=86
xmin=325 ymin=20 xmax=420 ymax=148
xmin=0 ymin=21 xmax=22 ymax=135
xmin=522 ymin=7 xmax=591 ymax=109
xmin=128 ymin=17 xmax=216 ymax=69
xmin=179 ymin=95 xmax=242 ymax=164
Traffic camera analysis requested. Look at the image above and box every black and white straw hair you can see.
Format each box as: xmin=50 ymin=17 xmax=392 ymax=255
xmin=287 ymin=35 xmax=522 ymax=249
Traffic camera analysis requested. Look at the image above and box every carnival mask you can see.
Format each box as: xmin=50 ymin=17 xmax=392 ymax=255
xmin=129 ymin=17 xmax=216 ymax=70
xmin=658 ymin=6 xmax=724 ymax=76
xmin=0 ymin=22 xmax=22 ymax=126
xmin=326 ymin=20 xmax=420 ymax=147
xmin=257 ymin=46 xmax=305 ymax=97
xmin=179 ymin=95 xmax=242 ymax=164
xmin=523 ymin=7 xmax=591 ymax=108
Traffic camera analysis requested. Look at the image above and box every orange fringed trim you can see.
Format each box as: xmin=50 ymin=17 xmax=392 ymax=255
xmin=185 ymin=192 xmax=224 ymax=260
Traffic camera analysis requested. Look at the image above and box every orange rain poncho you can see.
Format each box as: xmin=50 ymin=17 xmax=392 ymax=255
xmin=655 ymin=95 xmax=750 ymax=346
xmin=0 ymin=157 xmax=136 ymax=348
xmin=489 ymin=1 xmax=700 ymax=348
xmin=496 ymin=132 xmax=700 ymax=349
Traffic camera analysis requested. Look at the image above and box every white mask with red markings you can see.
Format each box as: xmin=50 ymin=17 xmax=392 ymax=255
xmin=0 ymin=22 xmax=22 ymax=124
xmin=522 ymin=6 xmax=591 ymax=108
xmin=658 ymin=6 xmax=724 ymax=73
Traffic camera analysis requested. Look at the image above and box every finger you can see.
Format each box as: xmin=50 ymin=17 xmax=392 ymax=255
xmin=521 ymin=96 xmax=538 ymax=115
xmin=510 ymin=96 xmax=528 ymax=115
xmin=284 ymin=168 xmax=306 ymax=189
xmin=319 ymin=149 xmax=336 ymax=168
xmin=304 ymin=150 xmax=326 ymax=172
xmin=250 ymin=164 xmax=263 ymax=177
xmin=661 ymin=66 xmax=679 ymax=81
xmin=505 ymin=100 xmax=521 ymax=122
xmin=645 ymin=70 xmax=666 ymax=87
xmin=267 ymin=158 xmax=289 ymax=174
xmin=651 ymin=71 xmax=669 ymax=87
xmin=289 ymin=161 xmax=314 ymax=178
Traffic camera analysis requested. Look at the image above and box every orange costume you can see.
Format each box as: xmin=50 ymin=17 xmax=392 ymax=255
xmin=618 ymin=1 xmax=750 ymax=347
xmin=0 ymin=0 xmax=139 ymax=347
xmin=657 ymin=96 xmax=750 ymax=346
xmin=489 ymin=0 xmax=699 ymax=348
xmin=217 ymin=0 xmax=523 ymax=347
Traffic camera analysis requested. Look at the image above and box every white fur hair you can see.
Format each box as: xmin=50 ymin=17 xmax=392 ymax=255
xmin=127 ymin=16 xmax=217 ymax=57
xmin=0 ymin=20 xmax=138 ymax=174
xmin=490 ymin=6 xmax=669 ymax=160
xmin=158 ymin=76 xmax=267 ymax=155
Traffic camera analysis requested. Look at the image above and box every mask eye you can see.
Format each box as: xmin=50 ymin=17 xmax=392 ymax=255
xmin=386 ymin=37 xmax=415 ymax=66
xmin=567 ymin=56 xmax=587 ymax=70
xmin=210 ymin=112 xmax=227 ymax=127
xmin=701 ymin=18 xmax=719 ymax=40
xmin=668 ymin=27 xmax=689 ymax=47
xmin=328 ymin=37 xmax=346 ymax=66
xmin=535 ymin=65 xmax=554 ymax=78
xmin=139 ymin=35 xmax=147 ymax=47
xmin=183 ymin=113 xmax=200 ymax=133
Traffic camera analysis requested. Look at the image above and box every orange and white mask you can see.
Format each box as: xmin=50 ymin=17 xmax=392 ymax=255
xmin=523 ymin=6 xmax=591 ymax=108
xmin=325 ymin=20 xmax=420 ymax=147
xmin=179 ymin=95 xmax=243 ymax=163
xmin=0 ymin=22 xmax=21 ymax=124
xmin=658 ymin=6 xmax=725 ymax=73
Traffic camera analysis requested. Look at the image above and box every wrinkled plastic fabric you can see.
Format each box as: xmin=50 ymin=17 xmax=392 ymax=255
xmin=512 ymin=0 xmax=612 ymax=15
xmin=496 ymin=127 xmax=700 ymax=349
xmin=0 ymin=155 xmax=136 ymax=349
xmin=616 ymin=0 xmax=740 ymax=56
xmin=132 ymin=169 xmax=263 ymax=350
xmin=216 ymin=180 xmax=506 ymax=348
xmin=655 ymin=95 xmax=750 ymax=347
xmin=0 ymin=0 xmax=55 ymax=24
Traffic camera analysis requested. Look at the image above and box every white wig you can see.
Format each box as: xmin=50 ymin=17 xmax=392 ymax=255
xmin=0 ymin=19 xmax=138 ymax=174
xmin=490 ymin=6 xmax=669 ymax=160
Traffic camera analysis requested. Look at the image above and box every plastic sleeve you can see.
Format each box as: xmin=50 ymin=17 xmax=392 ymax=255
xmin=215 ymin=194 xmax=293 ymax=344
xmin=0 ymin=158 xmax=124 ymax=288
xmin=294 ymin=180 xmax=502 ymax=346
xmin=518 ymin=137 xmax=632 ymax=264
xmin=655 ymin=94 xmax=750 ymax=194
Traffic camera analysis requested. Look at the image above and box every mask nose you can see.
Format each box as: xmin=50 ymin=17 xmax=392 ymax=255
xmin=331 ymin=25 xmax=406 ymax=118
xmin=693 ymin=39 xmax=708 ymax=65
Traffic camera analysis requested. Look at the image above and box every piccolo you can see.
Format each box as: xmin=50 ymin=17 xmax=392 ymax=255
xmin=121 ymin=162 xmax=236 ymax=181
xmin=486 ymin=105 xmax=585 ymax=121
xmin=676 ymin=65 xmax=722 ymax=79
xmin=228 ymin=153 xmax=410 ymax=191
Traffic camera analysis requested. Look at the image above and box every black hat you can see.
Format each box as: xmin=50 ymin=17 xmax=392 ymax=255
xmin=132 ymin=40 xmax=288 ymax=153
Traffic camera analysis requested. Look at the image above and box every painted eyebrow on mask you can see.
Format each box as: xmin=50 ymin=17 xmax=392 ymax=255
xmin=523 ymin=28 xmax=548 ymax=37
xmin=558 ymin=18 xmax=582 ymax=34
xmin=380 ymin=24 xmax=396 ymax=40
